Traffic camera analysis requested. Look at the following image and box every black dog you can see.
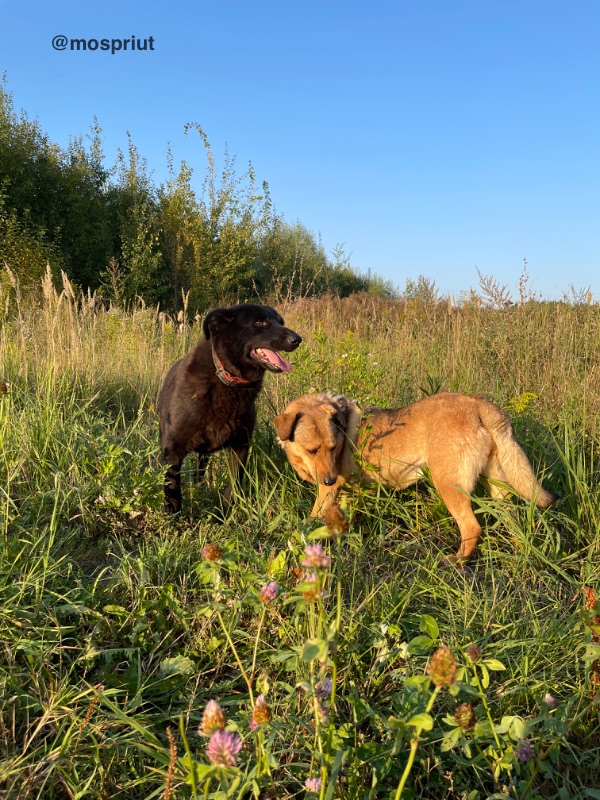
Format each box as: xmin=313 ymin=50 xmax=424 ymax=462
xmin=159 ymin=304 xmax=302 ymax=513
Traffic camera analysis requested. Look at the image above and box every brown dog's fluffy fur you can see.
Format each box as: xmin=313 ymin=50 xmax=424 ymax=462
xmin=159 ymin=304 xmax=301 ymax=513
xmin=274 ymin=391 xmax=557 ymax=563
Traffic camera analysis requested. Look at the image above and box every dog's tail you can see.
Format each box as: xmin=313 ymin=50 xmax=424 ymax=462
xmin=479 ymin=400 xmax=557 ymax=508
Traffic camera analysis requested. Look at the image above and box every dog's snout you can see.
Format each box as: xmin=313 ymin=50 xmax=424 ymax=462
xmin=322 ymin=475 xmax=337 ymax=487
xmin=287 ymin=332 xmax=302 ymax=348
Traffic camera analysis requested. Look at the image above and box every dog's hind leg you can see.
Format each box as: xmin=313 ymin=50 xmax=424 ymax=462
xmin=164 ymin=460 xmax=182 ymax=514
xmin=429 ymin=456 xmax=482 ymax=564
xmin=479 ymin=452 xmax=510 ymax=499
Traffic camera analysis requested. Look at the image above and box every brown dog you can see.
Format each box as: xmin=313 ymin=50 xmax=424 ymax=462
xmin=159 ymin=304 xmax=301 ymax=513
xmin=274 ymin=391 xmax=557 ymax=562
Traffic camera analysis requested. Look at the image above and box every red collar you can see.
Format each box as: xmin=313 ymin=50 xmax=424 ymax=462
xmin=212 ymin=349 xmax=254 ymax=385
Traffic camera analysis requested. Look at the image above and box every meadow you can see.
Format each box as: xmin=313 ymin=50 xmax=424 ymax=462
xmin=1 ymin=273 xmax=599 ymax=800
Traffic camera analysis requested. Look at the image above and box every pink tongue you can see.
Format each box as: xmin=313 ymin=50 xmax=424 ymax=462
xmin=261 ymin=349 xmax=291 ymax=371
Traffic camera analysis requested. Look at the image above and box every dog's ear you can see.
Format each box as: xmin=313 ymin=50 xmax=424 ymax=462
xmin=331 ymin=397 xmax=348 ymax=431
xmin=274 ymin=411 xmax=301 ymax=442
xmin=319 ymin=400 xmax=346 ymax=431
xmin=203 ymin=307 xmax=234 ymax=339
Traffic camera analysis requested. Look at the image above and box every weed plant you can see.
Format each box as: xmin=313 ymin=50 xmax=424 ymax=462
xmin=0 ymin=276 xmax=599 ymax=799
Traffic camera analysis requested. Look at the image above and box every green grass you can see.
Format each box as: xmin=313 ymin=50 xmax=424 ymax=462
xmin=1 ymin=281 xmax=599 ymax=799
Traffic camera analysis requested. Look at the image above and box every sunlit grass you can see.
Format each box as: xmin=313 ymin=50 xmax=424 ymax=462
xmin=0 ymin=278 xmax=599 ymax=798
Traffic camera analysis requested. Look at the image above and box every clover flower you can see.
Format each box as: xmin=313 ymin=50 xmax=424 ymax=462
xmin=301 ymin=543 xmax=330 ymax=569
xmin=464 ymin=644 xmax=483 ymax=664
xmin=316 ymin=698 xmax=329 ymax=725
xmin=543 ymin=693 xmax=558 ymax=709
xmin=205 ymin=730 xmax=242 ymax=767
xmin=584 ymin=585 xmax=598 ymax=611
xmin=426 ymin=645 xmax=458 ymax=688
xmin=305 ymin=776 xmax=322 ymax=792
xmin=315 ymin=677 xmax=333 ymax=700
xmin=454 ymin=702 xmax=477 ymax=730
xmin=258 ymin=580 xmax=280 ymax=605
xmin=249 ymin=695 xmax=272 ymax=730
xmin=301 ymin=572 xmax=321 ymax=603
xmin=324 ymin=503 xmax=349 ymax=536
xmin=514 ymin=738 xmax=535 ymax=763
xmin=199 ymin=700 xmax=226 ymax=735
xmin=202 ymin=543 xmax=222 ymax=562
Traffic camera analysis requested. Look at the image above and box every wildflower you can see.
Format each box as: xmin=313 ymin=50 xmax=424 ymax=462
xmin=301 ymin=543 xmax=330 ymax=569
xmin=202 ymin=543 xmax=222 ymax=562
xmin=199 ymin=700 xmax=226 ymax=736
xmin=324 ymin=503 xmax=349 ymax=536
xmin=454 ymin=702 xmax=476 ymax=730
xmin=258 ymin=580 xmax=280 ymax=605
xmin=205 ymin=730 xmax=242 ymax=767
xmin=305 ymin=776 xmax=322 ymax=792
xmin=249 ymin=695 xmax=272 ymax=730
xmin=591 ymin=658 xmax=600 ymax=687
xmin=465 ymin=644 xmax=483 ymax=664
xmin=426 ymin=645 xmax=458 ymax=688
xmin=316 ymin=698 xmax=329 ymax=725
xmin=584 ymin=585 xmax=597 ymax=610
xmin=301 ymin=572 xmax=321 ymax=603
xmin=315 ymin=677 xmax=333 ymax=700
xmin=514 ymin=738 xmax=535 ymax=763
xmin=543 ymin=693 xmax=558 ymax=709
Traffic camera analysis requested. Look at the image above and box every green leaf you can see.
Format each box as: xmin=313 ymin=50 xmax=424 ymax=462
xmin=267 ymin=549 xmax=287 ymax=577
xmin=494 ymin=715 xmax=516 ymax=735
xmin=102 ymin=605 xmax=128 ymax=616
xmin=406 ymin=635 xmax=433 ymax=655
xmin=160 ymin=655 xmax=195 ymax=676
xmin=482 ymin=658 xmax=506 ymax=671
xmin=407 ymin=712 xmax=434 ymax=731
xmin=473 ymin=720 xmax=493 ymax=738
xmin=419 ymin=614 xmax=439 ymax=640
xmin=479 ymin=663 xmax=490 ymax=689
xmin=300 ymin=638 xmax=328 ymax=662
xmin=440 ymin=727 xmax=462 ymax=752
xmin=509 ymin=716 xmax=529 ymax=741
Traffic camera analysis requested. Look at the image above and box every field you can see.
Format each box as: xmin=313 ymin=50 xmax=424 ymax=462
xmin=1 ymin=277 xmax=600 ymax=800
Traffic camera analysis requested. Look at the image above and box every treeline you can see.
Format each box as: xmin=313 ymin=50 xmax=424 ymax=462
xmin=0 ymin=81 xmax=395 ymax=311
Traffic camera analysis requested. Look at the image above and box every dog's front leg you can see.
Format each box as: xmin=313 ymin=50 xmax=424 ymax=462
xmin=221 ymin=443 xmax=249 ymax=506
xmin=164 ymin=460 xmax=182 ymax=514
xmin=310 ymin=481 xmax=343 ymax=517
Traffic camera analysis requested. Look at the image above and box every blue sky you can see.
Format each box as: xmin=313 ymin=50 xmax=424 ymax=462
xmin=1 ymin=0 xmax=598 ymax=299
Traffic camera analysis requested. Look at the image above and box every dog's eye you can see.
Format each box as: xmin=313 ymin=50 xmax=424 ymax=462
xmin=254 ymin=319 xmax=268 ymax=328
xmin=306 ymin=447 xmax=319 ymax=455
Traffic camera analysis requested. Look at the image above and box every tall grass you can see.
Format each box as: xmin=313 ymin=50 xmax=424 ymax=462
xmin=0 ymin=275 xmax=599 ymax=799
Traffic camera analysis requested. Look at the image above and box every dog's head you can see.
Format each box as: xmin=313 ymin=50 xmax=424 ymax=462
xmin=203 ymin=304 xmax=302 ymax=379
xmin=274 ymin=393 xmax=349 ymax=487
